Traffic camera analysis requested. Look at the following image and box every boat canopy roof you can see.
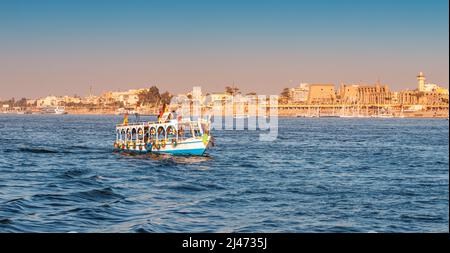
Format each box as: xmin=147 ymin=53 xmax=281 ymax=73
xmin=116 ymin=118 xmax=209 ymax=130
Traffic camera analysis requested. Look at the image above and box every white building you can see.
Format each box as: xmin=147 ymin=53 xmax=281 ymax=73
xmin=26 ymin=99 xmax=37 ymax=106
xmin=37 ymin=96 xmax=62 ymax=107
xmin=192 ymin=86 xmax=202 ymax=101
xmin=107 ymin=89 xmax=145 ymax=107
xmin=63 ymin=96 xmax=81 ymax=104
xmin=207 ymin=93 xmax=232 ymax=105
xmin=417 ymin=72 xmax=449 ymax=95
xmin=289 ymin=83 xmax=310 ymax=103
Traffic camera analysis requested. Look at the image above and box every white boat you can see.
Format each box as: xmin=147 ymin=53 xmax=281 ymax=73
xmin=41 ymin=106 xmax=67 ymax=114
xmin=114 ymin=112 xmax=212 ymax=156
xmin=233 ymin=114 xmax=249 ymax=119
xmin=55 ymin=106 xmax=67 ymax=114
xmin=371 ymin=107 xmax=394 ymax=118
xmin=376 ymin=114 xmax=394 ymax=118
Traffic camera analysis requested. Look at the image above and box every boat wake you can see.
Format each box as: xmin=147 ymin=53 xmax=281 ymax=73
xmin=117 ymin=151 xmax=212 ymax=164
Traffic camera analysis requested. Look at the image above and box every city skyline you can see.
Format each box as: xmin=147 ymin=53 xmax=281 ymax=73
xmin=0 ymin=0 xmax=449 ymax=99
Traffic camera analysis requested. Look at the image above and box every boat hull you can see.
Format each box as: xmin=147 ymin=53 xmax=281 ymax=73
xmin=114 ymin=138 xmax=209 ymax=156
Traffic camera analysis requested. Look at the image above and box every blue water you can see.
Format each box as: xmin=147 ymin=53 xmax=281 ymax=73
xmin=0 ymin=115 xmax=448 ymax=232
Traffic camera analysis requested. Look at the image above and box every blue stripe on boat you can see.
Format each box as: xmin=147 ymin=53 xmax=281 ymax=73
xmin=154 ymin=148 xmax=206 ymax=156
xmin=114 ymin=147 xmax=206 ymax=156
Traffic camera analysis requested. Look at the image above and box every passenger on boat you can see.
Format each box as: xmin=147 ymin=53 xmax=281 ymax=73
xmin=157 ymin=110 xmax=163 ymax=123
xmin=178 ymin=126 xmax=185 ymax=138
xmin=158 ymin=104 xmax=167 ymax=123
xmin=194 ymin=129 xmax=202 ymax=137
xmin=123 ymin=113 xmax=128 ymax=126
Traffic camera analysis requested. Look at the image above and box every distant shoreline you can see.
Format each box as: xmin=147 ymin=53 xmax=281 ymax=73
xmin=1 ymin=113 xmax=448 ymax=119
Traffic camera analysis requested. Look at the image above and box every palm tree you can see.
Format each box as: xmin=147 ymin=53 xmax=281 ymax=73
xmin=280 ymin=88 xmax=291 ymax=104
xmin=138 ymin=86 xmax=161 ymax=106
xmin=225 ymin=85 xmax=240 ymax=96
xmin=160 ymin=91 xmax=173 ymax=106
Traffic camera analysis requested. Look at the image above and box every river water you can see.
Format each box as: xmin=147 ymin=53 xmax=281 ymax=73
xmin=0 ymin=115 xmax=448 ymax=232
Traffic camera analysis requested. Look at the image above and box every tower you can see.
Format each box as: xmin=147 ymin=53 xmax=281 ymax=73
xmin=417 ymin=72 xmax=425 ymax=92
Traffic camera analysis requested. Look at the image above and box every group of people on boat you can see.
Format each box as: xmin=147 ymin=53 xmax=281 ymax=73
xmin=114 ymin=103 xmax=212 ymax=155
xmin=122 ymin=104 xmax=179 ymax=126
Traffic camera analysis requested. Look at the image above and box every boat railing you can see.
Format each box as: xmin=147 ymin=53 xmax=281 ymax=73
xmin=116 ymin=122 xmax=155 ymax=128
xmin=116 ymin=118 xmax=210 ymax=129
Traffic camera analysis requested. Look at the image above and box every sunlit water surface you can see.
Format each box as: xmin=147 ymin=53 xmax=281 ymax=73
xmin=0 ymin=115 xmax=448 ymax=232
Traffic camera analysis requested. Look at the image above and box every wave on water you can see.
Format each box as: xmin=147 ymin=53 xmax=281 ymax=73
xmin=0 ymin=218 xmax=12 ymax=224
xmin=15 ymin=146 xmax=110 ymax=155
xmin=61 ymin=168 xmax=91 ymax=179
xmin=167 ymin=183 xmax=208 ymax=192
xmin=0 ymin=116 xmax=448 ymax=232
xmin=18 ymin=147 xmax=60 ymax=154
xmin=72 ymin=187 xmax=124 ymax=202
xmin=117 ymin=152 xmax=213 ymax=165
xmin=70 ymin=145 xmax=91 ymax=150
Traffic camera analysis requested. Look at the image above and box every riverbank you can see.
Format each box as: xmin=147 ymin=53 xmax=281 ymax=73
xmin=2 ymin=112 xmax=449 ymax=118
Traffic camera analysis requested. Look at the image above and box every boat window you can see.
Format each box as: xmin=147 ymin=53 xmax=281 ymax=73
xmin=166 ymin=125 xmax=177 ymax=141
xmin=192 ymin=123 xmax=202 ymax=137
xmin=138 ymin=128 xmax=144 ymax=141
xmin=193 ymin=129 xmax=201 ymax=137
xmin=179 ymin=124 xmax=193 ymax=139
xmin=157 ymin=126 xmax=166 ymax=140
xmin=126 ymin=129 xmax=131 ymax=141
xmin=131 ymin=128 xmax=137 ymax=141
xmin=149 ymin=127 xmax=157 ymax=141
xmin=144 ymin=127 xmax=149 ymax=143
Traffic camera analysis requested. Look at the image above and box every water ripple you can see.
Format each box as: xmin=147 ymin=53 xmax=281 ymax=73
xmin=0 ymin=115 xmax=448 ymax=232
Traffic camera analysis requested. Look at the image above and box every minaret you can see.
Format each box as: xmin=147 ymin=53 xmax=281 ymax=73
xmin=417 ymin=72 xmax=425 ymax=92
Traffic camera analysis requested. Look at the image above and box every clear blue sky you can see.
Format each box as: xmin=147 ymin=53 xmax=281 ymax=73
xmin=0 ymin=0 xmax=448 ymax=98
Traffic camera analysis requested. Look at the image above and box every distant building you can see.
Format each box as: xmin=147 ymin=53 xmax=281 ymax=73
xmin=357 ymin=83 xmax=392 ymax=105
xmin=307 ymin=84 xmax=336 ymax=104
xmin=82 ymin=95 xmax=102 ymax=105
xmin=289 ymin=83 xmax=309 ymax=103
xmin=105 ymin=89 xmax=145 ymax=107
xmin=339 ymin=84 xmax=359 ymax=104
xmin=338 ymin=83 xmax=392 ymax=105
xmin=399 ymin=72 xmax=449 ymax=105
xmin=121 ymin=94 xmax=139 ymax=106
xmin=192 ymin=86 xmax=202 ymax=101
xmin=1 ymin=104 xmax=11 ymax=113
xmin=63 ymin=96 xmax=81 ymax=104
xmin=391 ymin=92 xmax=399 ymax=104
xmin=417 ymin=72 xmax=426 ymax=92
xmin=399 ymin=90 xmax=448 ymax=105
xmin=26 ymin=99 xmax=37 ymax=106
xmin=398 ymin=90 xmax=419 ymax=105
xmin=417 ymin=72 xmax=448 ymax=94
xmin=208 ymin=93 xmax=231 ymax=104
xmin=423 ymin=83 xmax=449 ymax=95
xmin=37 ymin=96 xmax=61 ymax=107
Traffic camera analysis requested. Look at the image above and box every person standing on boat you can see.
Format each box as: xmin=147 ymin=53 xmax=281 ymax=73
xmin=123 ymin=112 xmax=129 ymax=126
xmin=158 ymin=104 xmax=166 ymax=123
